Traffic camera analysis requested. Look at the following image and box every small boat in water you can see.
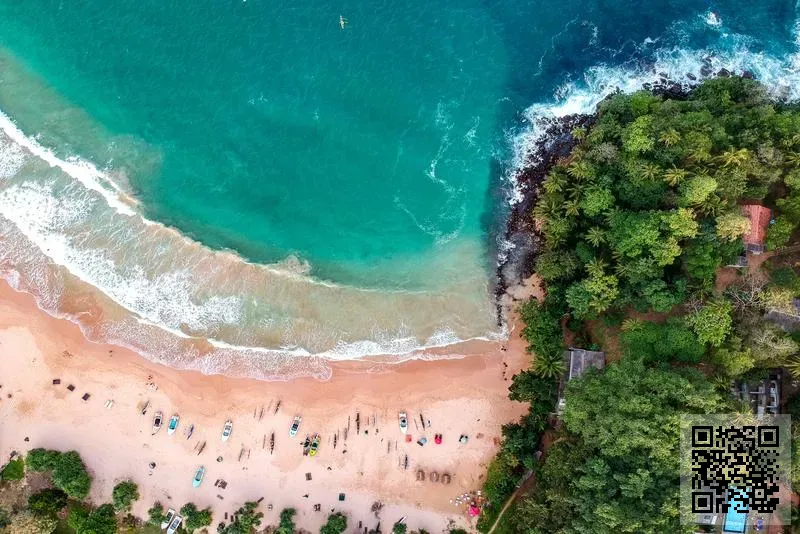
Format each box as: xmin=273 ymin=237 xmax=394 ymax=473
xmin=152 ymin=412 xmax=163 ymax=435
xmin=160 ymin=508 xmax=176 ymax=529
xmin=221 ymin=420 xmax=233 ymax=442
xmin=166 ymin=514 xmax=183 ymax=534
xmin=167 ymin=414 xmax=180 ymax=435
xmin=192 ymin=466 xmax=205 ymax=488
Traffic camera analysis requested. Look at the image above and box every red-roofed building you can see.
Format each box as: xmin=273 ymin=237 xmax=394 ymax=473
xmin=741 ymin=204 xmax=772 ymax=254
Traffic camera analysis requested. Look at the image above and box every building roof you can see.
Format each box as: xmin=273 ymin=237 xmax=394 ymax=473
xmin=566 ymin=348 xmax=605 ymax=380
xmin=741 ymin=204 xmax=772 ymax=247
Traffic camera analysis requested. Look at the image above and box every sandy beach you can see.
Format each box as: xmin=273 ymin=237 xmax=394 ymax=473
xmin=0 ymin=279 xmax=532 ymax=532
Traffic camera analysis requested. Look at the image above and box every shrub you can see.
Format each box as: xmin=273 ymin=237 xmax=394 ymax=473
xmin=147 ymin=502 xmax=167 ymax=526
xmin=320 ymin=512 xmax=348 ymax=534
xmin=278 ymin=508 xmax=297 ymax=534
xmin=51 ymin=451 xmax=91 ymax=499
xmin=0 ymin=457 xmax=24 ymax=481
xmin=112 ymin=480 xmax=139 ymax=512
xmin=28 ymin=488 xmax=68 ymax=517
xmin=393 ymin=523 xmax=408 ymax=534
xmin=181 ymin=502 xmax=212 ymax=532
xmin=26 ymin=449 xmax=60 ymax=472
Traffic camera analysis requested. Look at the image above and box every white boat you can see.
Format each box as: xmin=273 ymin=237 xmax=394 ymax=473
xmin=289 ymin=415 xmax=301 ymax=437
xmin=160 ymin=508 xmax=176 ymax=529
xmin=192 ymin=466 xmax=205 ymax=488
xmin=221 ymin=420 xmax=233 ymax=442
xmin=167 ymin=414 xmax=180 ymax=435
xmin=399 ymin=412 xmax=408 ymax=434
xmin=166 ymin=515 xmax=183 ymax=534
xmin=152 ymin=411 xmax=163 ymax=435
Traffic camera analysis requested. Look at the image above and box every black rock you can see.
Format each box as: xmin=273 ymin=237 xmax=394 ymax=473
xmin=686 ymin=73 xmax=697 ymax=81
xmin=718 ymin=68 xmax=731 ymax=77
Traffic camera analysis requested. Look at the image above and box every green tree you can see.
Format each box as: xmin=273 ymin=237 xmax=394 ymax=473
xmin=508 ymin=371 xmax=557 ymax=405
xmin=688 ymin=300 xmax=733 ymax=347
xmin=277 ymin=508 xmax=297 ymax=534
xmin=50 ymin=451 xmax=91 ymax=499
xmin=26 ymin=449 xmax=60 ymax=472
xmin=28 ymin=489 xmax=68 ymax=517
xmin=147 ymin=502 xmax=167 ymax=527
xmin=533 ymin=351 xmax=567 ymax=379
xmin=320 ymin=512 xmax=348 ymax=534
xmin=112 ymin=480 xmax=139 ymax=512
xmin=181 ymin=502 xmax=213 ymax=532
xmin=222 ymin=501 xmax=263 ymax=534
xmin=71 ymin=504 xmax=117 ymax=534
xmin=680 ymin=174 xmax=718 ymax=207
xmin=715 ymin=212 xmax=751 ymax=242
xmin=0 ymin=457 xmax=24 ymax=481
xmin=766 ymin=216 xmax=794 ymax=250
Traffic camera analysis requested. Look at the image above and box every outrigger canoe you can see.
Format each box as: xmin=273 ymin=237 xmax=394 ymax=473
xmin=152 ymin=412 xmax=163 ymax=435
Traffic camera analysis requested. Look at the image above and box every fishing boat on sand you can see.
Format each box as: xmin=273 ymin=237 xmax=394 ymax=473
xmin=399 ymin=412 xmax=408 ymax=434
xmin=192 ymin=466 xmax=205 ymax=488
xmin=152 ymin=412 xmax=163 ymax=435
xmin=166 ymin=514 xmax=183 ymax=534
xmin=289 ymin=415 xmax=301 ymax=437
xmin=309 ymin=434 xmax=321 ymax=457
xmin=160 ymin=508 xmax=176 ymax=529
xmin=167 ymin=414 xmax=180 ymax=435
xmin=221 ymin=420 xmax=233 ymax=442
xmin=302 ymin=435 xmax=312 ymax=456
xmin=185 ymin=424 xmax=195 ymax=440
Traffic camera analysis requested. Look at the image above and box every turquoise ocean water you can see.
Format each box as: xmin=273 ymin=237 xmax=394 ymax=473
xmin=0 ymin=0 xmax=798 ymax=378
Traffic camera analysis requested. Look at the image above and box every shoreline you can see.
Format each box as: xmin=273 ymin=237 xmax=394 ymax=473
xmin=0 ymin=278 xmax=533 ymax=531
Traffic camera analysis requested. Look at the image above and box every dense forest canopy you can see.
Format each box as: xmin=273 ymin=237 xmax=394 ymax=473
xmin=485 ymin=77 xmax=800 ymax=534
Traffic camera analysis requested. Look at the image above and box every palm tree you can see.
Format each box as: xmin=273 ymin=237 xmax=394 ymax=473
xmin=621 ymin=318 xmax=644 ymax=332
xmin=786 ymin=151 xmax=800 ymax=169
xmin=663 ymin=167 xmax=689 ymax=187
xmin=586 ymin=257 xmax=608 ymax=278
xmin=638 ymin=163 xmax=661 ymax=182
xmin=567 ymin=159 xmax=594 ymax=181
xmin=565 ymin=199 xmax=580 ymax=217
xmin=717 ymin=148 xmax=751 ymax=168
xmin=585 ymin=227 xmax=606 ymax=247
xmin=659 ymin=129 xmax=681 ymax=147
xmin=533 ymin=352 xmax=566 ymax=379
xmin=785 ymin=356 xmax=800 ymax=380
xmin=697 ymin=194 xmax=723 ymax=216
xmin=533 ymin=199 xmax=561 ymax=220
xmin=543 ymin=173 xmax=566 ymax=194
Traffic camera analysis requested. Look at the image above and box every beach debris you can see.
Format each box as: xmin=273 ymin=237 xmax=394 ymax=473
xmin=403 ymin=455 xmax=409 ymax=470
xmin=430 ymin=471 xmax=440 ymax=482
xmin=270 ymin=432 xmax=275 ymax=454
xmin=196 ymin=441 xmax=206 ymax=455
xmin=371 ymin=501 xmax=383 ymax=518
xmin=476 ymin=433 xmax=484 ymax=439
xmin=52 ymin=379 xmax=61 ymax=385
xmin=416 ymin=469 xmax=425 ymax=481
xmin=238 ymin=447 xmax=245 ymax=462
xmin=104 ymin=399 xmax=115 ymax=409
xmin=216 ymin=455 xmax=222 ymax=462
xmin=387 ymin=441 xmax=391 ymax=454
xmin=262 ymin=435 xmax=266 ymax=449
xmin=434 ymin=433 xmax=442 ymax=444
xmin=67 ymin=384 xmax=75 ymax=392
xmin=356 ymin=412 xmax=361 ymax=434
xmin=274 ymin=400 xmax=282 ymax=414
xmin=149 ymin=462 xmax=156 ymax=470
xmin=459 ymin=434 xmax=469 ymax=444
xmin=442 ymin=473 xmax=452 ymax=484
xmin=305 ymin=472 xmax=312 ymax=481
xmin=338 ymin=493 xmax=346 ymax=501
xmin=140 ymin=400 xmax=150 ymax=415
xmin=347 ymin=415 xmax=351 ymax=432
xmin=333 ymin=433 xmax=338 ymax=449
xmin=417 ymin=437 xmax=427 ymax=446
xmin=314 ymin=504 xmax=321 ymax=512
xmin=217 ymin=494 xmax=223 ymax=500
xmin=81 ymin=393 xmax=91 ymax=401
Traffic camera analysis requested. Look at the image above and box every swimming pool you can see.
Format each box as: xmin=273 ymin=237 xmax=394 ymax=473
xmin=723 ymin=488 xmax=748 ymax=533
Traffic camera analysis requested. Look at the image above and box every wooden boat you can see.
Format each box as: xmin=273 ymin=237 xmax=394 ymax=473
xmin=167 ymin=414 xmax=180 ymax=435
xmin=302 ymin=435 xmax=312 ymax=456
xmin=185 ymin=424 xmax=195 ymax=440
xmin=221 ymin=420 xmax=233 ymax=442
xmin=309 ymin=434 xmax=321 ymax=457
xmin=192 ymin=466 xmax=205 ymax=488
xmin=152 ymin=412 xmax=163 ymax=435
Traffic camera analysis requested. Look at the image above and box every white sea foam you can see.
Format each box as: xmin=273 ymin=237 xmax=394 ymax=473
xmin=506 ymin=33 xmax=800 ymax=208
